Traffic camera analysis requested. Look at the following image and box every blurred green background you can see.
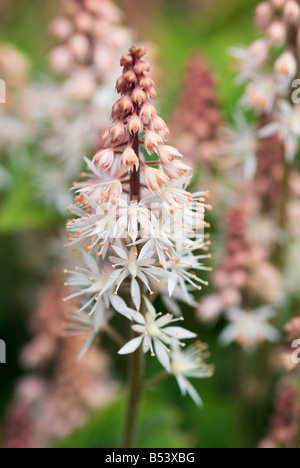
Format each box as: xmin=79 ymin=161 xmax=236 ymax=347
xmin=0 ymin=0 xmax=268 ymax=449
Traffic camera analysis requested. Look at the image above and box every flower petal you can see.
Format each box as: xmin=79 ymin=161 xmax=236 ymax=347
xmin=154 ymin=339 xmax=171 ymax=372
xmin=118 ymin=336 xmax=144 ymax=355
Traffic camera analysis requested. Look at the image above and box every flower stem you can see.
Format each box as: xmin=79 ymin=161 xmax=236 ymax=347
xmin=122 ymin=323 xmax=144 ymax=448
xmin=122 ymin=128 xmax=144 ymax=448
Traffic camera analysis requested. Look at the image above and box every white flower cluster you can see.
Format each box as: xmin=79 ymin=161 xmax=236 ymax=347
xmin=224 ymin=0 xmax=300 ymax=174
xmin=64 ymin=46 xmax=214 ymax=404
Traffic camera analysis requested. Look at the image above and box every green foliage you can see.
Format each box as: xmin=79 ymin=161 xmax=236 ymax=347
xmin=55 ymin=394 xmax=190 ymax=449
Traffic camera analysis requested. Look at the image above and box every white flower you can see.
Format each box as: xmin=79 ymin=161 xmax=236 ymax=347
xmin=104 ymin=244 xmax=160 ymax=309
xmin=230 ymin=39 xmax=270 ymax=83
xmin=275 ymin=51 xmax=297 ymax=86
xmin=170 ymin=343 xmax=214 ymax=406
xmin=219 ymin=307 xmax=281 ymax=350
xmin=259 ymin=100 xmax=300 ymax=161
xmin=221 ymin=112 xmax=259 ymax=179
xmin=166 ymin=246 xmax=210 ymax=302
xmin=67 ymin=293 xmax=132 ymax=359
xmin=241 ymin=75 xmax=277 ymax=114
xmin=64 ymin=250 xmax=131 ymax=320
xmin=118 ymin=297 xmax=196 ymax=371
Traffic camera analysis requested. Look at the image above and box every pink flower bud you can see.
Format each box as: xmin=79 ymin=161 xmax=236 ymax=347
xmin=158 ymin=145 xmax=183 ymax=164
xmin=120 ymin=146 xmax=139 ymax=170
xmin=116 ymin=76 xmax=128 ymax=94
xmin=128 ymin=114 xmax=143 ymax=134
xmin=69 ymin=34 xmax=90 ymax=61
xmin=267 ymin=21 xmax=286 ymax=44
xmin=131 ymin=87 xmax=146 ymax=105
xmin=146 ymin=87 xmax=157 ymax=100
xmin=94 ymin=149 xmax=114 ymax=170
xmin=255 ymin=2 xmax=274 ymax=29
xmin=110 ymin=122 xmax=125 ymax=143
xmin=124 ymin=70 xmax=137 ymax=84
xmin=284 ymin=1 xmax=300 ymax=21
xmin=134 ymin=61 xmax=151 ymax=75
xmin=75 ymin=12 xmax=94 ymax=32
xmin=120 ymin=53 xmax=133 ymax=67
xmin=119 ymin=95 xmax=134 ymax=114
xmin=140 ymin=102 xmax=156 ymax=123
xmin=51 ymin=17 xmax=73 ymax=40
xmin=145 ymin=167 xmax=168 ymax=191
xmin=136 ymin=46 xmax=147 ymax=59
xmin=144 ymin=131 xmax=164 ymax=153
xmin=275 ymin=51 xmax=297 ymax=79
xmin=163 ymin=159 xmax=191 ymax=179
xmin=152 ymin=117 xmax=170 ymax=138
xmin=140 ymin=76 xmax=155 ymax=90
xmin=49 ymin=46 xmax=72 ymax=73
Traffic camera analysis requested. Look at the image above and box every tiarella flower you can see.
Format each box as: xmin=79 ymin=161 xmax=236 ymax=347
xmin=118 ymin=297 xmax=196 ymax=371
xmin=94 ymin=148 xmax=115 ymax=170
xmin=64 ymin=250 xmax=131 ymax=316
xmin=170 ymin=343 xmax=215 ymax=405
xmin=144 ymin=167 xmax=169 ymax=192
xmin=275 ymin=51 xmax=297 ymax=85
xmin=230 ymin=39 xmax=270 ymax=83
xmin=106 ymin=244 xmax=159 ymax=309
xmin=166 ymin=247 xmax=210 ymax=302
xmin=120 ymin=146 xmax=139 ymax=171
xmin=64 ymin=47 xmax=212 ymax=404
xmin=221 ymin=112 xmax=259 ymax=179
xmin=219 ymin=307 xmax=280 ymax=350
xmin=242 ymin=75 xmax=277 ymax=113
xmin=259 ymin=100 xmax=300 ymax=161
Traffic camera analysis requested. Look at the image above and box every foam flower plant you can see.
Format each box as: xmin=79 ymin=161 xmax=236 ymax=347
xmin=64 ymin=46 xmax=213 ymax=448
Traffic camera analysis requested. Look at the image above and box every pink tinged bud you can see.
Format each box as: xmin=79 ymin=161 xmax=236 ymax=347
xmin=140 ymin=76 xmax=155 ymax=90
xmin=255 ymin=2 xmax=274 ymax=29
xmin=146 ymin=87 xmax=157 ymax=99
xmin=163 ymin=160 xmax=191 ymax=179
xmin=102 ymin=129 xmax=112 ymax=147
xmin=145 ymin=167 xmax=168 ymax=191
xmin=49 ymin=46 xmax=72 ymax=73
xmin=124 ymin=70 xmax=137 ymax=84
xmin=116 ymin=76 xmax=128 ymax=94
xmin=69 ymin=34 xmax=90 ymax=61
xmin=158 ymin=145 xmax=183 ymax=164
xmin=120 ymin=146 xmax=139 ymax=170
xmin=267 ymin=21 xmax=286 ymax=44
xmin=135 ymin=46 xmax=147 ymax=59
xmin=144 ymin=131 xmax=164 ymax=153
xmin=120 ymin=53 xmax=134 ymax=67
xmin=51 ymin=18 xmax=73 ymax=40
xmin=284 ymin=1 xmax=300 ymax=21
xmin=94 ymin=149 xmax=114 ymax=170
xmin=131 ymin=87 xmax=146 ymax=105
xmin=134 ymin=61 xmax=151 ymax=75
xmin=110 ymin=122 xmax=125 ymax=142
xmin=119 ymin=95 xmax=134 ymax=114
xmin=128 ymin=114 xmax=143 ymax=134
xmin=140 ymin=102 xmax=156 ymax=123
xmin=275 ymin=51 xmax=297 ymax=78
xmin=152 ymin=116 xmax=169 ymax=137
xmin=75 ymin=12 xmax=94 ymax=32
